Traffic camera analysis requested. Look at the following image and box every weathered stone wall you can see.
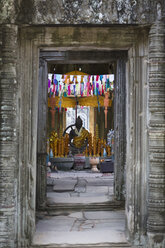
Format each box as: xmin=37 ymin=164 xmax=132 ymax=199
xmin=0 ymin=0 xmax=165 ymax=248
xmin=0 ymin=24 xmax=18 ymax=248
xmin=37 ymin=58 xmax=48 ymax=209
xmin=16 ymin=29 xmax=39 ymax=248
xmin=114 ymin=57 xmax=127 ymax=201
xmin=1 ymin=24 xmax=139 ymax=248
xmin=125 ymin=27 xmax=149 ymax=245
xmin=147 ymin=21 xmax=165 ymax=248
xmin=17 ymin=26 xmax=150 ymax=248
xmin=0 ymin=0 xmax=165 ymax=25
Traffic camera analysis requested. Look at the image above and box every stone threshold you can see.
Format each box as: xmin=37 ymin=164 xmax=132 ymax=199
xmin=40 ymin=201 xmax=124 ymax=213
xmin=31 ymin=242 xmax=137 ymax=248
xmin=36 ymin=201 xmax=125 ymax=217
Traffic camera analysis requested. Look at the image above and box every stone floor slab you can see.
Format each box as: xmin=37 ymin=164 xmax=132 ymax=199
xmin=33 ymin=230 xmax=127 ymax=245
xmin=86 ymin=177 xmax=113 ymax=187
xmin=36 ymin=216 xmax=76 ymax=232
xmin=33 ymin=172 xmax=129 ymax=247
xmin=86 ymin=186 xmax=109 ymax=194
xmin=47 ymin=192 xmax=112 ymax=205
xmin=84 ymin=210 xmax=125 ymax=220
xmin=53 ymin=179 xmax=77 ymax=192
xmin=50 ymin=171 xmax=109 ymax=179
xmin=74 ymin=178 xmax=87 ymax=193
xmin=33 ymin=210 xmax=127 ymax=246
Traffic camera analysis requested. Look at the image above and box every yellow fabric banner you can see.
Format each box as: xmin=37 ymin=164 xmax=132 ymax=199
xmin=48 ymin=96 xmax=112 ymax=108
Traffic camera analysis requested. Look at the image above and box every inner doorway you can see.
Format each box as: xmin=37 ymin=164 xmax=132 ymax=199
xmin=37 ymin=50 xmax=127 ymax=209
xmin=46 ymin=62 xmax=115 ymax=204
xmin=47 ymin=62 xmax=114 ymax=164
xmin=35 ymin=49 xmax=126 ymax=246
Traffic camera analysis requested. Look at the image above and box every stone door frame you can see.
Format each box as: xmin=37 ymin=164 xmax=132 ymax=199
xmin=37 ymin=50 xmax=127 ymax=209
xmin=16 ymin=25 xmax=149 ymax=246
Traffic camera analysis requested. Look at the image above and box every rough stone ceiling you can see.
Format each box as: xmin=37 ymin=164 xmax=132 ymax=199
xmin=0 ymin=0 xmax=165 ymax=24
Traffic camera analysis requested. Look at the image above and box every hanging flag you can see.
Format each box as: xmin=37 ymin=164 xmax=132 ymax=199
xmin=110 ymin=74 xmax=114 ymax=82
xmin=81 ymin=83 xmax=84 ymax=96
xmin=77 ymin=75 xmax=81 ymax=83
xmin=87 ymin=82 xmax=90 ymax=96
xmin=48 ymin=73 xmax=114 ymax=97
xmin=73 ymin=84 xmax=76 ymax=96
xmin=100 ymin=75 xmax=103 ymax=81
xmin=70 ymin=75 xmax=74 ymax=82
xmin=68 ymin=85 xmax=71 ymax=95
xmin=90 ymin=75 xmax=93 ymax=83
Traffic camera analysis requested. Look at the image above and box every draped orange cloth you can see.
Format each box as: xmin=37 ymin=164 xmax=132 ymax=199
xmin=73 ymin=128 xmax=89 ymax=149
xmin=104 ymin=92 xmax=109 ymax=129
xmin=48 ymin=96 xmax=112 ymax=108
xmin=64 ymin=70 xmax=88 ymax=84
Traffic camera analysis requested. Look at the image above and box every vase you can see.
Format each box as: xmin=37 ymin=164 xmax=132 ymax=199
xmin=50 ymin=149 xmax=53 ymax=158
xmin=89 ymin=157 xmax=99 ymax=172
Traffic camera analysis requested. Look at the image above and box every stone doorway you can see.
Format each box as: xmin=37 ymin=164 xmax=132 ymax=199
xmin=16 ymin=25 xmax=149 ymax=247
xmin=33 ymin=49 xmax=127 ymax=247
xmin=37 ymin=50 xmax=127 ymax=209
xmin=34 ymin=172 xmax=127 ymax=247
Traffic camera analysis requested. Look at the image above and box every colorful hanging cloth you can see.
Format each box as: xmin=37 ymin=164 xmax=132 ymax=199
xmin=48 ymin=71 xmax=114 ymax=97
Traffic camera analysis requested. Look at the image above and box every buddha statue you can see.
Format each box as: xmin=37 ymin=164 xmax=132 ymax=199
xmin=69 ymin=116 xmax=89 ymax=154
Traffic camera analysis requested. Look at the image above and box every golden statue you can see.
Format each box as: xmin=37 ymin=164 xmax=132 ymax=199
xmin=96 ymin=124 xmax=99 ymax=142
xmin=93 ymin=136 xmax=97 ymax=156
xmin=59 ymin=124 xmax=63 ymax=138
xmin=54 ymin=135 xmax=58 ymax=157
xmin=85 ymin=146 xmax=88 ymax=157
xmin=97 ymin=138 xmax=101 ymax=156
xmin=88 ymin=133 xmax=93 ymax=156
xmin=61 ymin=137 xmax=64 ymax=157
xmin=64 ymin=133 xmax=69 ymax=157
xmin=68 ymin=116 xmax=89 ymax=154
xmin=107 ymin=145 xmax=111 ymax=156
xmin=58 ymin=138 xmax=61 ymax=157
xmin=49 ymin=131 xmax=58 ymax=157
xmin=101 ymin=139 xmax=104 ymax=157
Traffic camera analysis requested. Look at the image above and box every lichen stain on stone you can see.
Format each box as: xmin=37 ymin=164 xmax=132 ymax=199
xmin=126 ymin=205 xmax=135 ymax=234
xmin=72 ymin=27 xmax=82 ymax=42
xmin=35 ymin=0 xmax=64 ymax=24
xmin=96 ymin=30 xmax=110 ymax=43
xmin=0 ymin=0 xmax=160 ymax=24
xmin=153 ymin=234 xmax=164 ymax=243
xmin=16 ymin=0 xmax=36 ymax=23
xmin=116 ymin=0 xmax=138 ymax=23
xmin=0 ymin=0 xmax=15 ymax=23
xmin=62 ymin=0 xmax=83 ymax=23
xmin=51 ymin=28 xmax=74 ymax=44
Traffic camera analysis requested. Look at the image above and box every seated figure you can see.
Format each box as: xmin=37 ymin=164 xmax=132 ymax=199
xmin=69 ymin=116 xmax=89 ymax=153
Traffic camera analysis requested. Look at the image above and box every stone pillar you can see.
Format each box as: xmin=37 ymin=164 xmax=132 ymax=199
xmin=0 ymin=24 xmax=18 ymax=248
xmin=114 ymin=57 xmax=126 ymax=200
xmin=125 ymin=30 xmax=149 ymax=244
xmin=147 ymin=21 xmax=165 ymax=247
xmin=36 ymin=58 xmax=48 ymax=209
